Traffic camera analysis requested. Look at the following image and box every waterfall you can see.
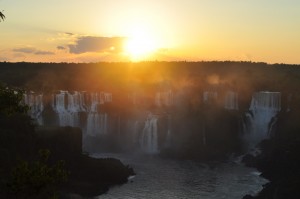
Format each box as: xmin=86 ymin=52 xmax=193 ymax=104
xmin=140 ymin=113 xmax=159 ymax=154
xmin=86 ymin=113 xmax=108 ymax=136
xmin=51 ymin=91 xmax=111 ymax=135
xmin=85 ymin=92 xmax=110 ymax=136
xmin=242 ymin=91 xmax=281 ymax=149
xmin=52 ymin=91 xmax=80 ymax=127
xmin=67 ymin=91 xmax=86 ymax=112
xmin=165 ymin=114 xmax=172 ymax=147
xmin=224 ymin=91 xmax=238 ymax=110
xmin=23 ymin=92 xmax=44 ymax=125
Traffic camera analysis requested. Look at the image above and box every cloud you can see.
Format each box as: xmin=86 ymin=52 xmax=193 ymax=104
xmin=35 ymin=50 xmax=54 ymax=55
xmin=13 ymin=47 xmax=36 ymax=54
xmin=13 ymin=47 xmax=54 ymax=55
xmin=65 ymin=32 xmax=74 ymax=36
xmin=68 ymin=36 xmax=126 ymax=54
xmin=57 ymin=46 xmax=66 ymax=50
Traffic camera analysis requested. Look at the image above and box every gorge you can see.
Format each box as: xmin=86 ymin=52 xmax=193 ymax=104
xmin=1 ymin=61 xmax=300 ymax=198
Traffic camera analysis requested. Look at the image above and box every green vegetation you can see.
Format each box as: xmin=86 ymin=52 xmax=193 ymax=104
xmin=0 ymin=83 xmax=29 ymax=115
xmin=0 ymin=11 xmax=5 ymax=22
xmin=7 ymin=149 xmax=68 ymax=199
xmin=0 ymin=82 xmax=134 ymax=198
xmin=0 ymin=84 xmax=69 ymax=198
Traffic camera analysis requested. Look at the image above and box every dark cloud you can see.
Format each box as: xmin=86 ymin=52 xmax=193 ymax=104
xmin=65 ymin=32 xmax=74 ymax=36
xmin=57 ymin=46 xmax=66 ymax=50
xmin=68 ymin=36 xmax=126 ymax=54
xmin=35 ymin=50 xmax=55 ymax=55
xmin=13 ymin=47 xmax=36 ymax=53
xmin=13 ymin=47 xmax=54 ymax=55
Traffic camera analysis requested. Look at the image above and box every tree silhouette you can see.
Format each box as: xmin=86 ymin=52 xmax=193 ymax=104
xmin=0 ymin=11 xmax=5 ymax=22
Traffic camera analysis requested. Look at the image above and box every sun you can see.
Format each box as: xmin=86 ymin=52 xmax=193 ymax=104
xmin=124 ymin=27 xmax=157 ymax=61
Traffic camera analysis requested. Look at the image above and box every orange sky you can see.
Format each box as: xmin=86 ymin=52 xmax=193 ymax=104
xmin=1 ymin=0 xmax=300 ymax=64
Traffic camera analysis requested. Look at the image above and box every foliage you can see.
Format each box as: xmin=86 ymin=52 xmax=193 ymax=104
xmin=0 ymin=83 xmax=29 ymax=116
xmin=0 ymin=83 xmax=34 ymax=168
xmin=6 ymin=149 xmax=69 ymax=199
xmin=0 ymin=84 xmax=69 ymax=198
xmin=0 ymin=11 xmax=5 ymax=22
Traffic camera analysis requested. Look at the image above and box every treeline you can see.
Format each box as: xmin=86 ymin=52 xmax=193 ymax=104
xmin=0 ymin=61 xmax=300 ymax=93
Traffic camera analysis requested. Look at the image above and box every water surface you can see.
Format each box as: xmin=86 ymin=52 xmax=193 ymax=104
xmin=91 ymin=153 xmax=267 ymax=199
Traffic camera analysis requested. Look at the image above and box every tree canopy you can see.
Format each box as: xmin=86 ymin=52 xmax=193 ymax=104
xmin=0 ymin=11 xmax=5 ymax=21
xmin=0 ymin=83 xmax=29 ymax=116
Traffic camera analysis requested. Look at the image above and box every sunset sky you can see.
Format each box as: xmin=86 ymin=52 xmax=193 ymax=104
xmin=1 ymin=0 xmax=300 ymax=63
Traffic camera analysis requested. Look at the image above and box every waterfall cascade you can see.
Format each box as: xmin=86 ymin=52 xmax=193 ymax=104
xmin=20 ymin=90 xmax=112 ymax=136
xmin=242 ymin=91 xmax=281 ymax=149
xmin=85 ymin=92 xmax=110 ymax=136
xmin=140 ymin=113 xmax=159 ymax=154
xmin=224 ymin=91 xmax=239 ymax=110
xmin=23 ymin=89 xmax=283 ymax=154
xmin=86 ymin=113 xmax=107 ymax=136
xmin=23 ymin=92 xmax=44 ymax=125
xmin=52 ymin=91 xmax=80 ymax=127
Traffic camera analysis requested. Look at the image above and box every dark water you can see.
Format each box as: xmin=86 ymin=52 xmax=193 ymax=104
xmin=89 ymin=153 xmax=267 ymax=199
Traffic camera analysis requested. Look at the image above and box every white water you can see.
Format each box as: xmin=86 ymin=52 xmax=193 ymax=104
xmin=86 ymin=113 xmax=108 ymax=136
xmin=224 ymin=91 xmax=239 ymax=110
xmin=139 ymin=113 xmax=159 ymax=154
xmin=50 ymin=91 xmax=112 ymax=135
xmin=242 ymin=91 xmax=281 ymax=149
xmin=23 ymin=92 xmax=44 ymax=125
xmin=52 ymin=91 xmax=80 ymax=127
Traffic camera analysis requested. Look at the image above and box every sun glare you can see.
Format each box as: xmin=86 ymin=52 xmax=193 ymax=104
xmin=124 ymin=27 xmax=157 ymax=61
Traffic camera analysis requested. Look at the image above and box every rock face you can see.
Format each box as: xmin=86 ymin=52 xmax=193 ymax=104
xmin=36 ymin=126 xmax=135 ymax=197
xmin=243 ymin=105 xmax=300 ymax=199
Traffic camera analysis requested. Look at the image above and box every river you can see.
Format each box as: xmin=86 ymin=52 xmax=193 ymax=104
xmin=89 ymin=153 xmax=267 ymax=199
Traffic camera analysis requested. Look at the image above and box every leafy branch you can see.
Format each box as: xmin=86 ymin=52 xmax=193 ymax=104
xmin=0 ymin=11 xmax=5 ymax=22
